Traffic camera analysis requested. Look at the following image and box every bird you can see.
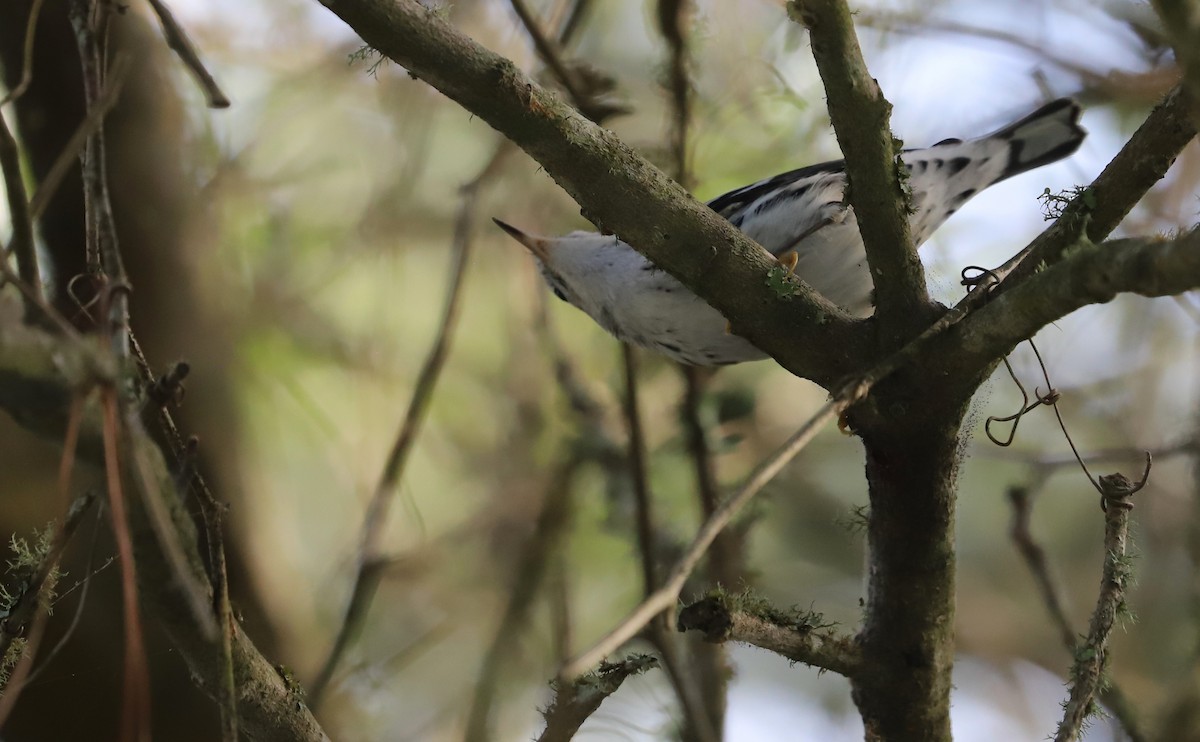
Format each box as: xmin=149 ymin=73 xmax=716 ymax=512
xmin=495 ymin=98 xmax=1086 ymax=366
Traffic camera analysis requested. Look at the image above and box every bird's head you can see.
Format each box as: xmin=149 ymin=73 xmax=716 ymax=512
xmin=492 ymin=218 xmax=626 ymax=312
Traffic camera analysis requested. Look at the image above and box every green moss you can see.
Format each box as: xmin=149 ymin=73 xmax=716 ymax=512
xmin=766 ymin=266 xmax=802 ymax=299
xmin=706 ymin=586 xmax=837 ymax=633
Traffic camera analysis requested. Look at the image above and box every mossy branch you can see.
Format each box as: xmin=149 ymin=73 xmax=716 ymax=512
xmin=786 ymin=0 xmax=929 ymax=334
xmin=1055 ymin=471 xmax=1142 ymax=742
xmin=678 ymin=592 xmax=862 ymax=678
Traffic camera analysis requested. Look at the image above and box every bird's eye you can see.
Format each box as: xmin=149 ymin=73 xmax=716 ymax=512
xmin=553 ymin=287 xmax=568 ymax=302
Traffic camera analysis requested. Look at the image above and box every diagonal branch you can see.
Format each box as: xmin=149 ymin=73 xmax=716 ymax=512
xmin=313 ymin=0 xmax=865 ymax=387
xmin=949 ymin=227 xmax=1200 ymax=379
xmin=787 ymin=0 xmax=930 ymax=333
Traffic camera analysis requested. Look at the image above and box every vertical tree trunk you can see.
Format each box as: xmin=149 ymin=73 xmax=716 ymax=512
xmin=852 ymin=391 xmax=967 ymax=742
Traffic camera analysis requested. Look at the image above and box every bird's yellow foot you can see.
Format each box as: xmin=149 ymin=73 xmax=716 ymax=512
xmin=779 ymin=250 xmax=799 ymax=273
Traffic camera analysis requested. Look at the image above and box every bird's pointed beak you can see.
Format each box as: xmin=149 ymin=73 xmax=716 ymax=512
xmin=492 ymin=218 xmax=553 ymax=261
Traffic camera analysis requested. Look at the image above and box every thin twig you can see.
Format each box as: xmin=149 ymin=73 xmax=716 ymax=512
xmin=510 ymin=0 xmax=584 ymax=102
xmin=1055 ymin=466 xmax=1146 ymax=742
xmin=621 ymin=347 xmax=718 ymax=742
xmin=0 ymin=0 xmax=47 ymax=105
xmin=145 ymin=0 xmax=231 ymax=108
xmin=657 ymin=0 xmax=691 ymax=188
xmin=1009 ymin=487 xmax=1076 ymax=649
xmin=27 ymin=61 xmax=128 ymax=222
xmin=560 ymin=393 xmax=848 ymax=678
xmin=0 ymin=96 xmax=42 ymax=312
xmin=101 ymin=387 xmax=152 ymax=742
xmin=310 ymin=145 xmax=501 ymax=705
xmin=68 ymin=0 xmax=130 ymax=359
xmin=622 ymin=346 xmax=657 ymax=602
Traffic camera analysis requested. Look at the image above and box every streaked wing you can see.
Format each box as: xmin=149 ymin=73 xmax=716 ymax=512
xmin=705 ymin=158 xmax=846 ymax=220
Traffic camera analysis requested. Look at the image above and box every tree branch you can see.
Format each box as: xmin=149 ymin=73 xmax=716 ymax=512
xmin=787 ymin=0 xmax=929 ymax=333
xmin=952 ymin=227 xmax=1200 ymax=374
xmin=1055 ymin=470 xmax=1142 ymax=742
xmin=313 ymin=0 xmax=866 ymax=387
xmin=537 ymin=655 xmax=658 ymax=742
xmin=0 ymin=298 xmax=330 ymax=742
xmin=678 ymin=595 xmax=862 ymax=678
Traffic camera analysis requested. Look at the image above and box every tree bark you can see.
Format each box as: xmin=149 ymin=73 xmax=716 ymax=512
xmin=853 ymin=386 xmax=967 ymax=741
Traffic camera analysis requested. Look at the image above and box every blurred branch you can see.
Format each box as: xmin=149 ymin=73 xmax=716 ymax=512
xmin=620 ymin=347 xmax=719 ymax=742
xmin=465 ymin=456 xmax=581 ymax=742
xmin=657 ymin=0 xmax=691 ymax=188
xmin=27 ymin=60 xmax=127 ymax=223
xmin=145 ymin=0 xmax=231 ymax=108
xmin=0 ymin=0 xmax=45 ymax=105
xmin=1055 ymin=468 xmax=1144 ymax=742
xmin=537 ymin=655 xmax=658 ymax=742
xmin=0 ymin=97 xmax=42 ymax=313
xmin=313 ymin=0 xmax=865 ymax=388
xmin=858 ymin=11 xmax=1174 ymax=102
xmin=621 ymin=347 xmax=657 ymax=602
xmin=0 ymin=300 xmax=330 ymax=741
xmin=561 ymin=393 xmax=849 ymax=678
xmin=1150 ymin=1 xmax=1200 ymax=115
xmin=0 ymin=491 xmax=94 ymax=717
xmin=1008 ymin=487 xmax=1148 ymax=742
xmin=309 ymin=143 xmax=500 ymax=706
xmin=787 ymin=0 xmax=929 ymax=332
xmin=509 ymin=0 xmax=583 ymax=102
xmin=678 ymin=594 xmax=862 ymax=678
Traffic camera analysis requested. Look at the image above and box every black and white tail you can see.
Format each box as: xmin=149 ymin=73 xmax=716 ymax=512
xmin=985 ymin=98 xmax=1086 ymax=182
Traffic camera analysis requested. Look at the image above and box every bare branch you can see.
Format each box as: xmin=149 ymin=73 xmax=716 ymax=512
xmin=0 ymin=94 xmax=42 ymax=313
xmin=0 ymin=0 xmax=46 ymax=105
xmin=560 ymin=393 xmax=849 ymax=678
xmin=465 ymin=457 xmax=581 ymax=742
xmin=678 ymin=594 xmax=862 ymax=678
xmin=309 ymin=143 xmax=497 ymax=705
xmin=145 ymin=0 xmax=231 ymax=108
xmin=787 ymin=0 xmax=930 ymax=329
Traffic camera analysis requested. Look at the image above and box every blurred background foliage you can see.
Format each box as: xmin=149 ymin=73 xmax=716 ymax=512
xmin=1 ymin=0 xmax=1199 ymax=740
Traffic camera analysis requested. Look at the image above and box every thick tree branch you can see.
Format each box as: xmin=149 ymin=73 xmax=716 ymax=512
xmin=314 ymin=0 xmax=866 ymax=387
xmin=1009 ymin=85 xmax=1196 ymax=286
xmin=787 ymin=0 xmax=930 ymax=334
xmin=678 ymin=595 xmax=862 ymax=678
xmin=0 ymin=299 xmax=330 ymax=742
xmin=951 ymin=227 xmax=1200 ymax=375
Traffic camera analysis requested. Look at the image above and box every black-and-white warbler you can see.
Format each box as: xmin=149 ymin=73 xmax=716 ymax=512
xmin=496 ymin=98 xmax=1086 ymax=366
